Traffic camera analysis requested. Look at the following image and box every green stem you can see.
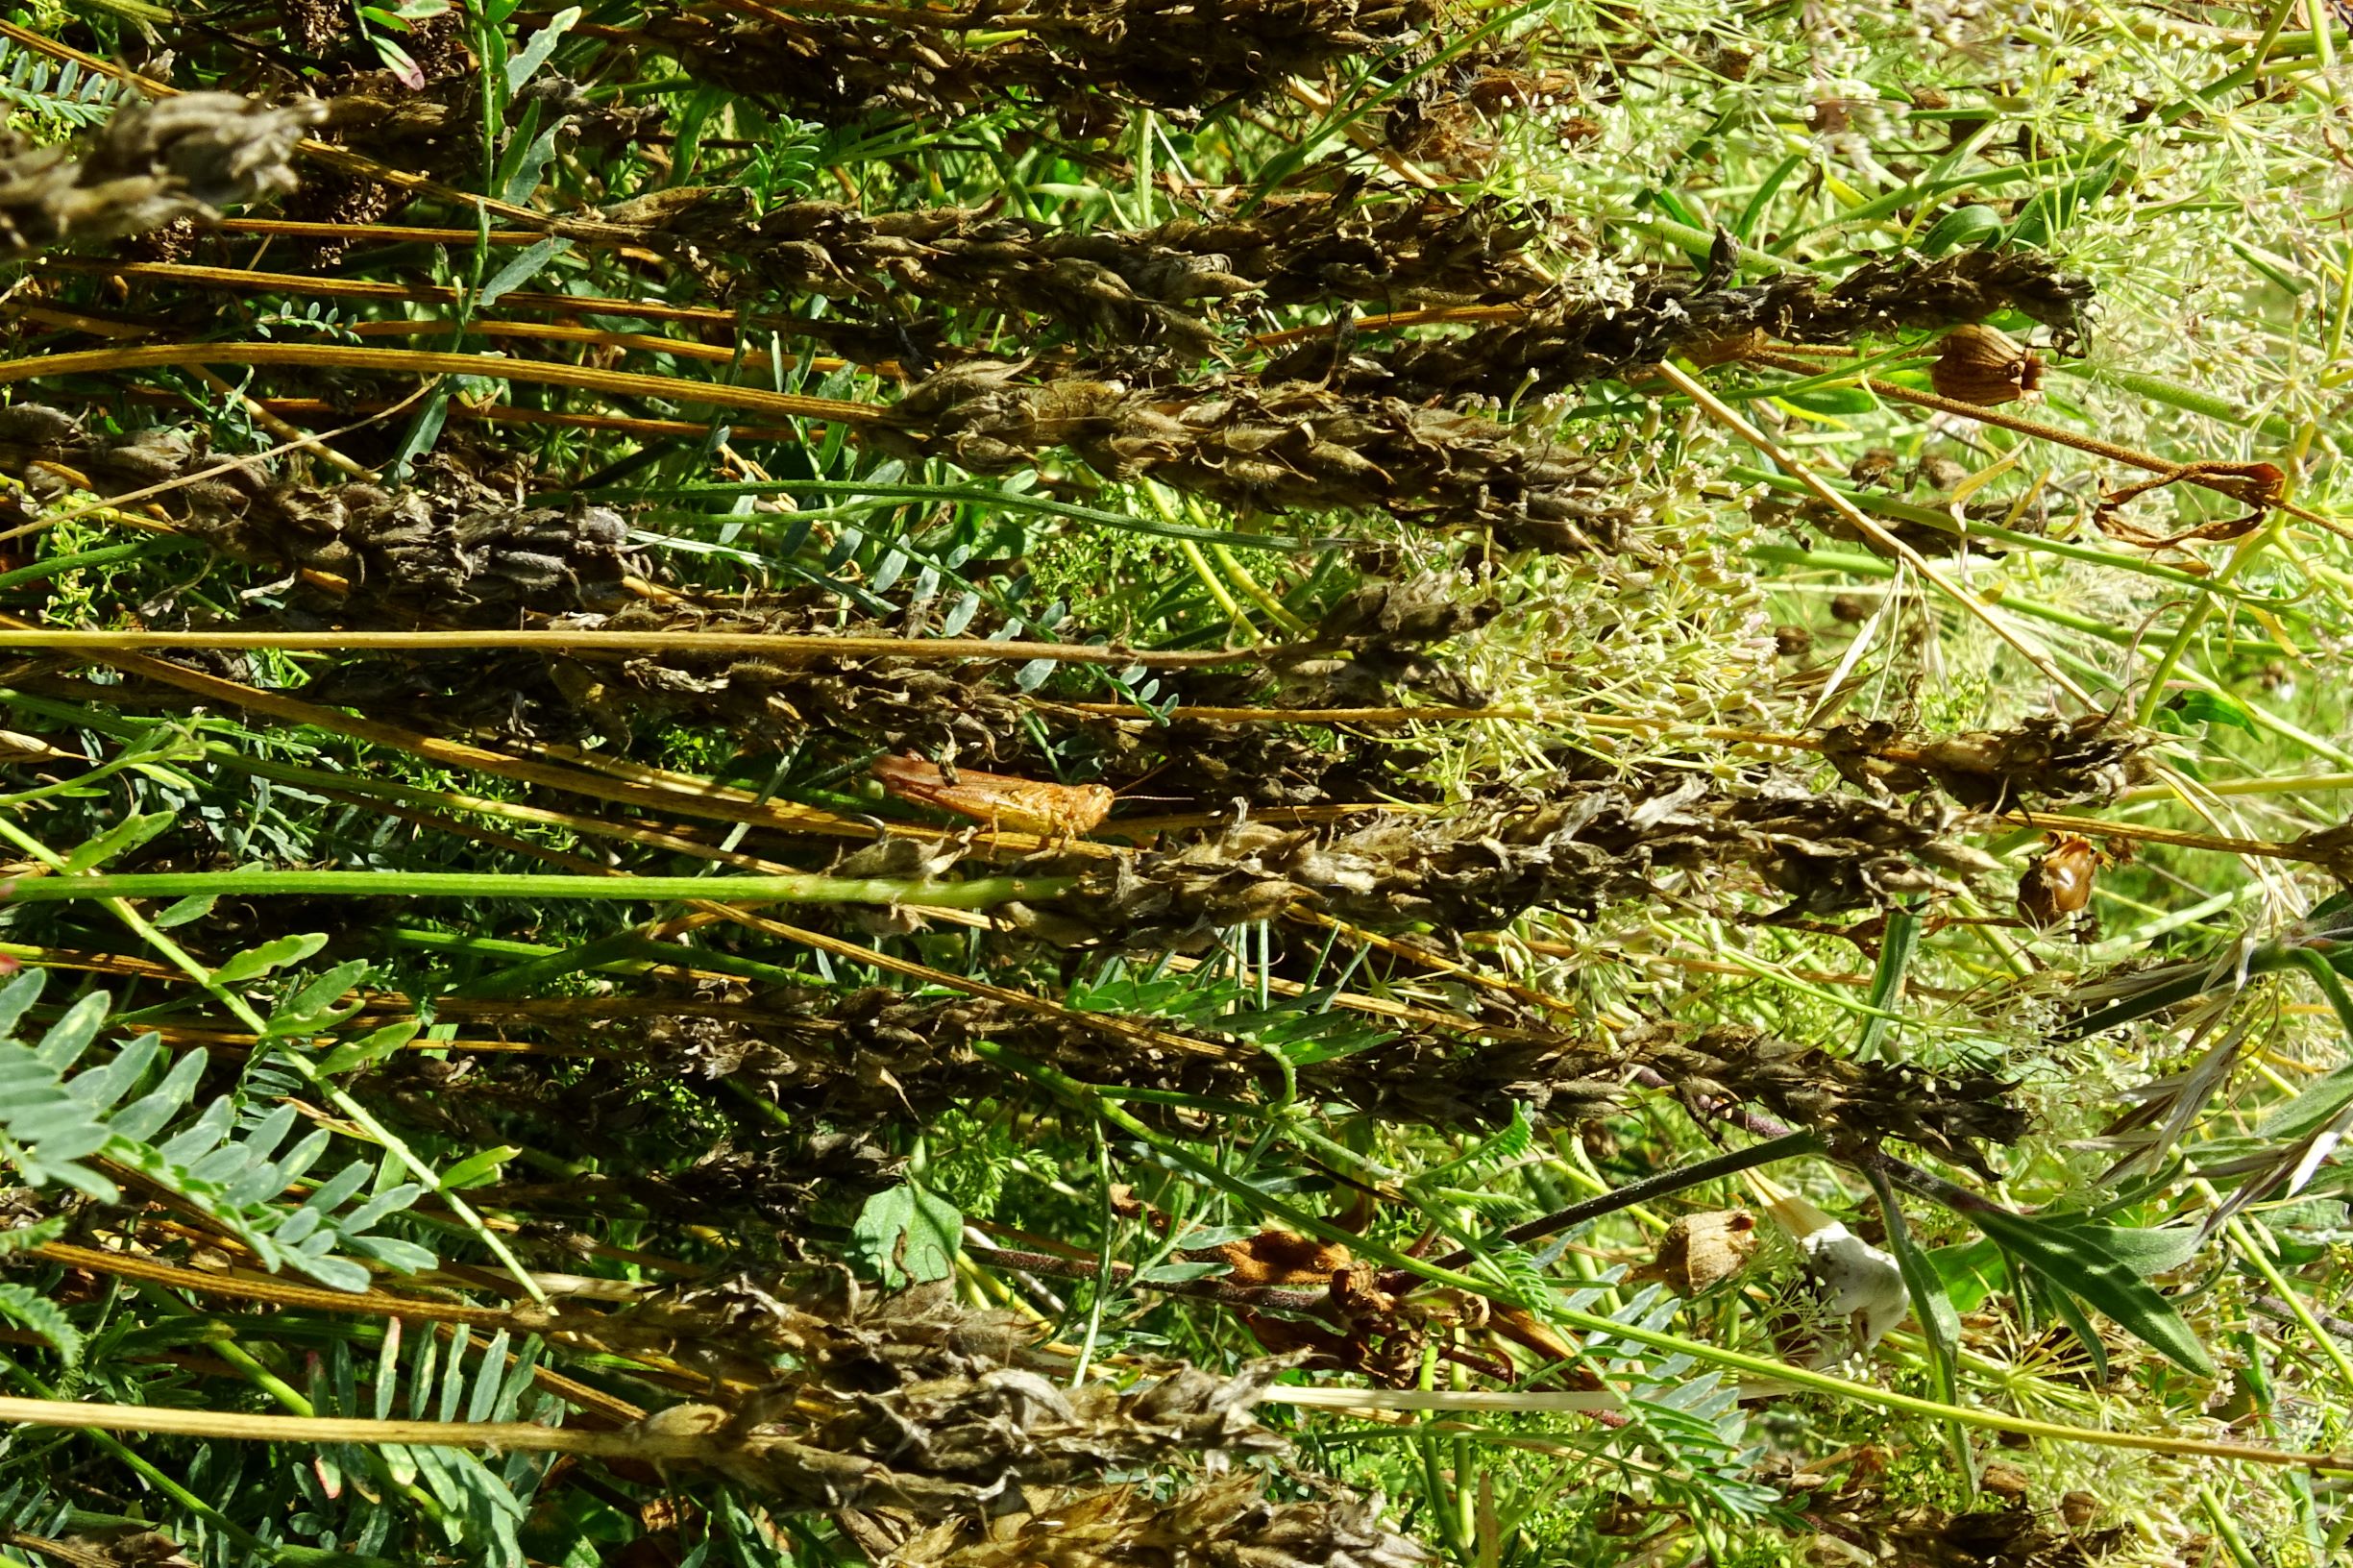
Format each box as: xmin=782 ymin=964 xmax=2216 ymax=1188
xmin=2224 ymin=1214 xmax=2353 ymax=1393
xmin=2135 ymin=512 xmax=2291 ymax=728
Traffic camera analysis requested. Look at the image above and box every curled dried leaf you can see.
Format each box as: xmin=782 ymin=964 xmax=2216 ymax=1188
xmin=2095 ymin=460 xmax=2288 ymax=550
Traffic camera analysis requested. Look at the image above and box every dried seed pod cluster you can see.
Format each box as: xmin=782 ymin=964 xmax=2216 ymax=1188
xmin=0 ymin=93 xmax=321 ymax=258
xmin=631 ymin=982 xmax=2022 ymax=1173
xmin=590 ymin=983 xmax=2027 ymax=1175
xmin=250 ymin=566 xmax=1479 ymax=808
xmin=585 ymin=1272 xmax=1291 ymax=1510
xmin=1005 ymin=768 xmax=1985 ymax=947
xmin=1265 ymin=249 xmax=2092 ymax=405
xmin=0 ymin=409 xmax=632 ymax=619
xmin=1785 ymin=1477 xmax=2122 ymax=1568
xmin=618 ymin=190 xmax=1547 ymax=348
xmin=711 ymin=200 xmax=1260 ymax=353
xmin=541 ymin=596 xmax=1042 ymax=759
xmin=871 ymin=361 xmax=1632 ymax=550
xmin=1822 ymin=715 xmax=2149 ymax=809
xmin=890 ymin=1473 xmax=1429 ymax=1568
xmin=1634 ymin=1023 xmax=2026 ymax=1180
xmin=643 ymin=0 xmax=1437 ymax=132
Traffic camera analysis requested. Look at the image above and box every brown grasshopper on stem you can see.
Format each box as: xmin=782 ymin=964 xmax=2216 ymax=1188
xmin=870 ymin=753 xmax=1115 ymax=840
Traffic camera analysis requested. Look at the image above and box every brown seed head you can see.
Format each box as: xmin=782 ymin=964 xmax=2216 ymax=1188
xmin=1630 ymin=1210 xmax=1758 ymax=1295
xmin=1930 ymin=324 xmax=2045 ymax=406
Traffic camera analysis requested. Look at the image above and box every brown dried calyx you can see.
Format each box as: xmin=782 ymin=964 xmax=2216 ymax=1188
xmin=1626 ymin=1210 xmax=1758 ymax=1296
xmin=0 ymin=410 xmax=632 ymax=620
xmin=642 ymin=0 xmax=1437 ymax=133
xmin=1005 ymin=769 xmax=1989 ymax=946
xmin=0 ymin=93 xmax=321 ymax=257
xmin=1266 ymin=249 xmax=2091 ymax=405
xmin=1822 ymin=715 xmax=2149 ymax=810
xmin=886 ymin=1473 xmax=1429 ymax=1568
xmin=594 ymin=1273 xmax=1292 ymax=1512
xmin=1929 ymin=324 xmax=2045 ymax=406
xmin=871 ymin=361 xmax=1632 ymax=551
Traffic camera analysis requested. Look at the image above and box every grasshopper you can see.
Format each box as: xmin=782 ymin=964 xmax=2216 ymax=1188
xmin=871 ymin=753 xmax=1115 ymax=840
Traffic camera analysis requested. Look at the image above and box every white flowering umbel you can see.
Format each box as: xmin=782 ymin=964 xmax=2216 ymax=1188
xmin=0 ymin=92 xmax=323 ymax=257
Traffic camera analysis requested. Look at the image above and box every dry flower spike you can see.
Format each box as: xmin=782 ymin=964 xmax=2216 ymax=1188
xmin=0 ymin=92 xmax=320 ymax=257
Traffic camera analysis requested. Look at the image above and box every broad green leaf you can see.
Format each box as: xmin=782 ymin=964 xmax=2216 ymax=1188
xmin=2164 ymin=689 xmax=2259 ymax=735
xmin=1137 ymin=1262 xmax=1230 ymax=1285
xmin=478 ymin=236 xmax=571 ymax=309
xmin=497 ymin=118 xmax=565 ymax=208
xmin=852 ymin=1181 xmax=963 ymax=1288
xmin=1918 ymin=204 xmax=2004 ymax=255
xmin=1777 ymin=385 xmax=1877 ymax=415
xmin=503 ymin=5 xmax=578 ymax=90
xmin=1853 ymin=903 xmax=1920 ymax=1062
xmin=2037 ymin=1275 xmax=2109 ymax=1384
xmin=152 ymin=894 xmax=217 ymax=929
xmin=267 ymin=960 xmax=373 ymax=1038
xmin=1973 ymin=1209 xmax=2212 ymax=1375
xmin=2258 ymin=1057 xmax=2353 ymax=1139
xmin=346 ymin=1235 xmax=437 ymax=1275
xmin=2064 ymin=1222 xmax=2201 ymax=1278
xmin=1869 ymin=1172 xmax=1968 ymax=1482
xmin=0 ymin=970 xmax=42 ymax=1038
